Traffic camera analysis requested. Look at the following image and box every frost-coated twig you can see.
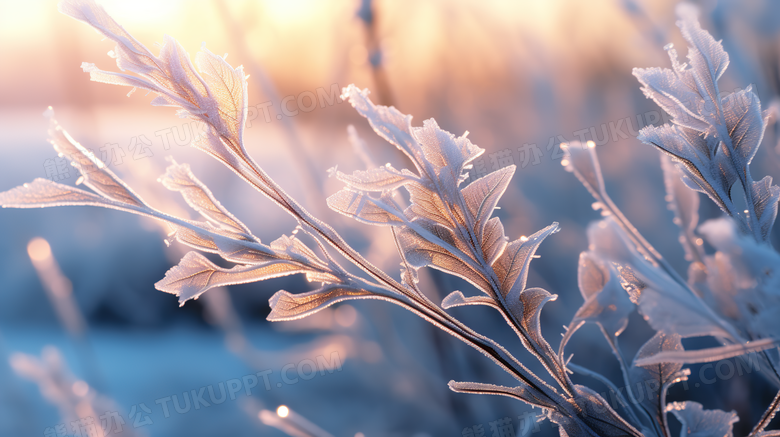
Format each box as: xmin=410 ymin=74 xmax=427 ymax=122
xmin=750 ymin=388 xmax=780 ymax=437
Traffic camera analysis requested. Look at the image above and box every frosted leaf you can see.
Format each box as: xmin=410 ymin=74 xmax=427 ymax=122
xmin=509 ymin=288 xmax=560 ymax=372
xmin=397 ymin=226 xmax=491 ymax=293
xmin=343 ymin=85 xmax=481 ymax=184
xmin=59 ymin=0 xmax=174 ymax=83
xmin=589 ymin=218 xmax=734 ymax=339
xmin=661 ymin=155 xmax=703 ymax=263
xmin=494 ymin=223 xmax=559 ymax=301
xmin=399 ymin=262 xmax=419 ymax=291
xmin=447 ymin=381 xmax=557 ymax=410
xmin=563 ymin=141 xmax=660 ymax=263
xmin=578 ymin=252 xmax=609 ymax=299
xmin=698 ymin=218 xmax=780 ymax=280
xmin=629 ymin=332 xmax=684 ymax=432
xmin=562 ymin=142 xmax=606 ymax=203
xmin=342 ymin=86 xmax=482 ymax=232
xmin=441 ymin=290 xmax=499 ymax=310
xmin=634 ymin=3 xmax=730 ymax=133
xmin=340 ymin=84 xmax=559 ymax=332
xmin=586 ymin=221 xmax=650 ymax=296
xmin=335 ymin=165 xmax=418 ymax=192
xmin=341 ymin=85 xmax=425 ymax=174
xmin=572 ymin=270 xmax=633 ymax=338
xmin=545 ymin=385 xmax=643 ymax=437
xmin=210 ymin=233 xmax=290 ymax=264
xmin=163 ymin=222 xmax=310 ymax=269
xmin=64 ymin=0 xmax=212 ymax=122
xmin=165 ymin=223 xmax=222 ymax=252
xmin=640 ymin=124 xmax=735 ymax=215
xmin=721 ymin=90 xmax=764 ymax=165
xmin=481 ymin=217 xmax=508 ymax=266
xmin=666 ymin=401 xmax=738 ymax=437
xmin=634 ymin=338 xmax=779 ymax=366
xmin=633 ymin=3 xmax=778 ymax=242
xmin=39 ymin=179 xmax=272 ymax=266
xmin=80 ymin=62 xmax=162 ymax=99
xmin=411 ymin=118 xmax=482 ymax=189
xmin=0 ymin=179 xmax=125 ymax=210
xmin=3 ymin=117 xmax=337 ymax=311
xmin=150 ymin=95 xmax=175 ymax=107
xmin=460 ymin=166 xmax=515 ymax=241
xmin=751 ymin=175 xmax=780 ymax=240
xmin=155 ymin=252 xmax=310 ymax=306
xmin=675 ymin=4 xmax=729 ymax=118
xmin=59 ymin=0 xmax=273 ymax=204
xmin=560 ymin=253 xmax=635 ymax=355
xmin=633 ymin=274 xmax=732 ymax=339
xmin=689 ymin=252 xmax=740 ymax=322
xmin=48 ymin=115 xmax=147 ymax=207
xmin=405 ymin=184 xmax=464 ymax=237
xmin=697 ymin=217 xmax=780 ymax=340
xmin=633 ymin=66 xmax=708 ymax=133
xmin=159 ymin=160 xmax=252 ymax=235
xmin=326 ymin=189 xmax=405 ymax=226
xmin=411 ymin=216 xmax=477 ymax=265
xmin=269 ymin=234 xmax=328 ymax=267
xmin=194 ymin=45 xmax=248 ymax=152
xmin=329 ymin=116 xmax=514 ymax=297
xmin=267 ymin=285 xmax=384 ymax=321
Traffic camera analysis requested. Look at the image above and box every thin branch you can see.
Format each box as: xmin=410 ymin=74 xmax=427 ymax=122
xmin=750 ymin=388 xmax=780 ymax=437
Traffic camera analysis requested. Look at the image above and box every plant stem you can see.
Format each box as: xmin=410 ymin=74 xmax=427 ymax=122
xmin=750 ymin=388 xmax=780 ymax=437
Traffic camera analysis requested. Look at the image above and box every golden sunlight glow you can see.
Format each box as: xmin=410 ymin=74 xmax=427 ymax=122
xmin=0 ymin=1 xmax=48 ymax=34
xmin=27 ymin=237 xmax=52 ymax=262
xmin=276 ymin=405 xmax=290 ymax=418
xmin=587 ymin=141 xmax=596 ymax=148
xmin=262 ymin=0 xmax=319 ymax=25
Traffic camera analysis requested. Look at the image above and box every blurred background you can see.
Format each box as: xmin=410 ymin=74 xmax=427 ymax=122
xmin=1 ymin=0 xmax=780 ymax=435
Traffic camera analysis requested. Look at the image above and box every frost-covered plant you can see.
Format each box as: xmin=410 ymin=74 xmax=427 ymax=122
xmin=560 ymin=141 xmax=780 ymax=437
xmin=2 ymin=1 xmax=780 ymax=436
xmin=557 ymin=4 xmax=780 ymax=436
xmin=631 ymin=5 xmax=780 ymax=368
